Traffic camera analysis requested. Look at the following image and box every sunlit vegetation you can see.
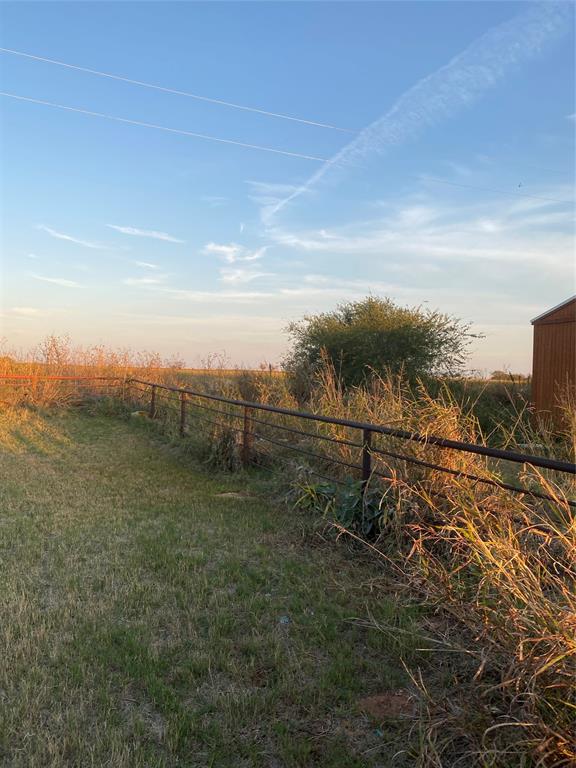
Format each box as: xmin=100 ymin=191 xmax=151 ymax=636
xmin=1 ymin=335 xmax=574 ymax=766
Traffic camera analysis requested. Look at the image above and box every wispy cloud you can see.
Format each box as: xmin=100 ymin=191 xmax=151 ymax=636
xmin=10 ymin=306 xmax=43 ymax=316
xmin=159 ymin=288 xmax=274 ymax=303
xmin=123 ymin=276 xmax=164 ymax=286
xmin=200 ymin=195 xmax=229 ymax=207
xmin=274 ymin=283 xmax=406 ymax=300
xmin=247 ymin=181 xmax=303 ymax=223
xmin=149 ymin=279 xmax=412 ymax=304
xmin=107 ymin=225 xmax=185 ymax=243
xmin=203 ymin=242 xmax=240 ymax=260
xmin=219 ymin=267 xmax=272 ymax=284
xmin=267 ymin=189 xmax=573 ymax=274
xmin=133 ymin=260 xmax=160 ymax=269
xmin=262 ymin=2 xmax=570 ymax=221
xmin=31 ymin=273 xmax=80 ymax=287
xmin=203 ymin=242 xmax=267 ymax=263
xmin=36 ymin=225 xmax=104 ymax=249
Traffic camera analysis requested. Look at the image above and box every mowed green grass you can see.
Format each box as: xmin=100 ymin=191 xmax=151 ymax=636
xmin=0 ymin=409 xmax=419 ymax=768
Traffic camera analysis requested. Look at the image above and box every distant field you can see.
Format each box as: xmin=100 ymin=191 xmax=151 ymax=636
xmin=179 ymin=368 xmax=285 ymax=377
xmin=0 ymin=363 xmax=283 ymax=378
xmin=0 ymin=409 xmax=421 ymax=768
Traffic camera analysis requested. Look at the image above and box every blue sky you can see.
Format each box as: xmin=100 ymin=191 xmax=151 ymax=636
xmin=1 ymin=1 xmax=574 ymax=371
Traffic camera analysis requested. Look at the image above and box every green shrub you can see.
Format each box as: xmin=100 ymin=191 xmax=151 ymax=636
xmin=284 ymin=296 xmax=476 ymax=395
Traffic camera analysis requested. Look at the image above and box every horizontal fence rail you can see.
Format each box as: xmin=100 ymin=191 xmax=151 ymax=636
xmin=127 ymin=378 xmax=576 ymax=508
xmin=2 ymin=374 xmax=573 ymax=508
xmin=0 ymin=375 xmax=120 ymax=381
xmin=0 ymin=374 xmax=124 ymax=402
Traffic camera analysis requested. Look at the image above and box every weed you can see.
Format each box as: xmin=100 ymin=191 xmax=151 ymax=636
xmin=293 ymin=479 xmax=395 ymax=540
xmin=203 ymin=425 xmax=242 ymax=472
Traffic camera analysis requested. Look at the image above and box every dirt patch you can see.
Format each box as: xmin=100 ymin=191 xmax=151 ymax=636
xmin=358 ymin=690 xmax=416 ymax=720
xmin=121 ymin=685 xmax=166 ymax=744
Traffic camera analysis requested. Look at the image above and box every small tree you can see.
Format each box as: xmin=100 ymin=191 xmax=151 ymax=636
xmin=284 ymin=296 xmax=475 ymax=392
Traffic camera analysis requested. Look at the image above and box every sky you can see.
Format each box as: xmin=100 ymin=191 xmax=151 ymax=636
xmin=0 ymin=1 xmax=574 ymax=372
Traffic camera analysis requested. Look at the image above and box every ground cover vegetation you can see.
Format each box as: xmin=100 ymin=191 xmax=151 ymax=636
xmin=1 ymin=308 xmax=574 ymax=766
xmin=125 ymin=368 xmax=576 ymax=767
xmin=0 ymin=406 xmax=425 ymax=767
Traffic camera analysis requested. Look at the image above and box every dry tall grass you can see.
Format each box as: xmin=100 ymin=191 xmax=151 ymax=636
xmin=401 ymin=481 xmax=576 ymax=766
xmin=309 ymin=369 xmax=575 ymax=765
xmin=0 ymin=335 xmax=184 ymax=407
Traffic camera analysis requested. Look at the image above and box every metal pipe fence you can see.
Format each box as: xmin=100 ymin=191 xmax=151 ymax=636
xmin=2 ymin=374 xmax=573 ymax=507
xmin=126 ymin=378 xmax=576 ymax=508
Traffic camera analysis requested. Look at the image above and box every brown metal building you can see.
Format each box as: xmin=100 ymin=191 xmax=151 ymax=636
xmin=531 ymin=296 xmax=576 ymax=424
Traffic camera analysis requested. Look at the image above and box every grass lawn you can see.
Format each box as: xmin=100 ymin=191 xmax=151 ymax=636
xmin=0 ymin=408 xmax=421 ymax=768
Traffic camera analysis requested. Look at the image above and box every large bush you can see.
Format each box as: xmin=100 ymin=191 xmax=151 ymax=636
xmin=284 ymin=296 xmax=474 ymax=391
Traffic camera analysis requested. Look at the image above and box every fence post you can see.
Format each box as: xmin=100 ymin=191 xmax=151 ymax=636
xmin=121 ymin=377 xmax=128 ymax=404
xmin=361 ymin=428 xmax=372 ymax=495
xmin=149 ymin=385 xmax=157 ymax=419
xmin=242 ymin=406 xmax=253 ymax=468
xmin=179 ymin=392 xmax=186 ymax=437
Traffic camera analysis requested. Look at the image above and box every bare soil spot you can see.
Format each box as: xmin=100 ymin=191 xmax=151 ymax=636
xmin=358 ymin=690 xmax=416 ymax=720
xmin=120 ymin=684 xmax=166 ymax=744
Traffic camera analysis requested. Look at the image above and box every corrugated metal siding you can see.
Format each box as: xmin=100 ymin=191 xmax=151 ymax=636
xmin=533 ymin=299 xmax=576 ymax=326
xmin=531 ymin=298 xmax=576 ymax=423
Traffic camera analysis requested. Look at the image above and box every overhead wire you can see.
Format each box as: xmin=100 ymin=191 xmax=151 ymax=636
xmin=0 ymin=91 xmax=332 ymax=162
xmin=417 ymin=174 xmax=573 ymax=206
xmin=0 ymin=47 xmax=356 ymax=133
xmin=2 ymin=50 xmax=573 ymax=206
xmin=3 ymin=90 xmax=570 ymax=205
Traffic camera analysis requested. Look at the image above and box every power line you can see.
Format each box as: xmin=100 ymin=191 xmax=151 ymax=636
xmin=2 ymin=91 xmax=571 ymax=206
xmin=0 ymin=91 xmax=333 ymax=162
xmin=0 ymin=47 xmax=356 ymax=134
xmin=417 ymin=174 xmax=574 ymax=206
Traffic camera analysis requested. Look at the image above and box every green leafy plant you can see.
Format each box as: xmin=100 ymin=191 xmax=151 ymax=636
xmin=292 ymin=477 xmax=396 ymax=540
xmin=333 ymin=480 xmax=387 ymax=539
xmin=291 ymin=480 xmax=336 ymax=515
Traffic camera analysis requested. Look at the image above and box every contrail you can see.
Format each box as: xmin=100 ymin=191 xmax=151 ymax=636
xmin=265 ymin=2 xmax=571 ymax=221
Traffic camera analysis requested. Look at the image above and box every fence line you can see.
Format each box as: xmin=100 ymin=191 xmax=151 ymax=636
xmin=126 ymin=378 xmax=575 ymax=508
xmin=127 ymin=379 xmax=574 ymax=473
xmin=0 ymin=375 xmax=119 ymax=381
xmin=1 ymin=374 xmax=573 ymax=506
